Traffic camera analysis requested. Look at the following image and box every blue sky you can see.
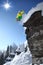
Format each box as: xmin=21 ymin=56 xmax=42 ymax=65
xmin=0 ymin=0 xmax=43 ymax=51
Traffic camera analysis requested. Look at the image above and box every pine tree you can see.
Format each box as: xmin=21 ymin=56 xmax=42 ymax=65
xmin=0 ymin=53 xmax=5 ymax=65
xmin=5 ymin=46 xmax=10 ymax=58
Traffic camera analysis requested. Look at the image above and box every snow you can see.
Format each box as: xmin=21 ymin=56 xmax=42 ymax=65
xmin=16 ymin=40 xmax=29 ymax=53
xmin=6 ymin=56 xmax=12 ymax=60
xmin=3 ymin=62 xmax=11 ymax=65
xmin=4 ymin=40 xmax=32 ymax=65
xmin=10 ymin=52 xmax=15 ymax=55
xmin=16 ymin=43 xmax=25 ymax=52
xmin=4 ymin=50 xmax=32 ymax=65
xmin=24 ymin=40 xmax=28 ymax=48
xmin=22 ymin=2 xmax=43 ymax=24
xmin=10 ymin=43 xmax=17 ymax=53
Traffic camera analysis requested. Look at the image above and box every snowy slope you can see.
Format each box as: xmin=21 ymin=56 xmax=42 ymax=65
xmin=4 ymin=50 xmax=32 ymax=65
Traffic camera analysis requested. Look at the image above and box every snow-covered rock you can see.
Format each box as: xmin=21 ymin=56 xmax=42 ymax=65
xmin=21 ymin=2 xmax=43 ymax=24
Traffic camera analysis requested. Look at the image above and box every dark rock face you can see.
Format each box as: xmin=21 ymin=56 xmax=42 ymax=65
xmin=23 ymin=10 xmax=43 ymax=64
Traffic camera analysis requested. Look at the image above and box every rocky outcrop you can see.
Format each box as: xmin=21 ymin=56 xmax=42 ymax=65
xmin=23 ymin=10 xmax=43 ymax=64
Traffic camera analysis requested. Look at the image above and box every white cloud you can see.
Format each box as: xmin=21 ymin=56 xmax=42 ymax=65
xmin=22 ymin=2 xmax=43 ymax=24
